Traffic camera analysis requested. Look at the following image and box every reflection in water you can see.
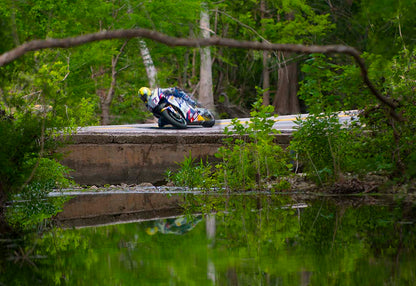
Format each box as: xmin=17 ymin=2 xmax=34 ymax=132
xmin=1 ymin=194 xmax=416 ymax=285
xmin=145 ymin=215 xmax=203 ymax=235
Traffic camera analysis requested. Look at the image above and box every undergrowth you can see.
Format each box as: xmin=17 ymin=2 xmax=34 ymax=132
xmin=291 ymin=50 xmax=416 ymax=187
xmin=166 ymin=94 xmax=292 ymax=192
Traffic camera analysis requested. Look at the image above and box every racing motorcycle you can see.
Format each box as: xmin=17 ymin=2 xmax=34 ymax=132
xmin=148 ymin=89 xmax=215 ymax=129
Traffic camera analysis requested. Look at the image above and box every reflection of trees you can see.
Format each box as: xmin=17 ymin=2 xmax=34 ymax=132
xmin=185 ymin=194 xmax=416 ymax=285
xmin=0 ymin=227 xmax=87 ymax=284
xmin=203 ymin=194 xmax=306 ymax=284
xmin=299 ymin=198 xmax=416 ymax=286
xmin=2 ymin=195 xmax=416 ymax=285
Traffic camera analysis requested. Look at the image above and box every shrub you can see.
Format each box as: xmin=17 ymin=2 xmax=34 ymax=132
xmin=289 ymin=113 xmax=354 ymax=184
xmin=166 ymin=152 xmax=214 ymax=190
xmin=294 ymin=49 xmax=416 ymax=184
xmin=215 ymin=98 xmax=291 ymax=190
xmin=167 ymin=95 xmax=292 ymax=191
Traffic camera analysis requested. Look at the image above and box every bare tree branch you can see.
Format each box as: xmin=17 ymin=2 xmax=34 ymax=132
xmin=107 ymin=40 xmax=128 ymax=106
xmin=0 ymin=28 xmax=402 ymax=120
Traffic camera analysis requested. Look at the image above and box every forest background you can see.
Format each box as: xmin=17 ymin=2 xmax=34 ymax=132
xmin=0 ymin=0 xmax=416 ymax=230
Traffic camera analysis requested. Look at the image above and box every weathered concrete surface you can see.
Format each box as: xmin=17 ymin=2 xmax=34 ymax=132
xmin=54 ymin=192 xmax=185 ymax=228
xmin=60 ymin=133 xmax=224 ymax=185
xmin=59 ymin=132 xmax=292 ymax=186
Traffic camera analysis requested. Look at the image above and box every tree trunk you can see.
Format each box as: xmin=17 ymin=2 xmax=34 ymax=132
xmin=97 ymin=88 xmax=110 ymax=125
xmin=262 ymin=51 xmax=270 ymax=106
xmin=273 ymin=52 xmax=300 ymax=115
xmin=261 ymin=0 xmax=270 ymax=106
xmin=273 ymin=12 xmax=300 ymax=114
xmin=199 ymin=3 xmax=215 ymax=111
xmin=93 ymin=41 xmax=127 ymax=125
xmin=139 ymin=39 xmax=157 ymax=88
xmin=101 ymin=54 xmax=118 ymax=125
xmin=101 ymin=105 xmax=110 ymax=125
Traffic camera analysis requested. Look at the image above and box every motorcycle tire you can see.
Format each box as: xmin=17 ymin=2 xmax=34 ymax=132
xmin=202 ymin=120 xmax=215 ymax=127
xmin=161 ymin=108 xmax=187 ymax=129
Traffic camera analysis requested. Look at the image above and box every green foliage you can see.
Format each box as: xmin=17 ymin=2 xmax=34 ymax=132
xmin=263 ymin=6 xmax=334 ymax=44
xmin=294 ymin=48 xmax=416 ymax=184
xmin=168 ymin=95 xmax=292 ymax=191
xmin=166 ymin=152 xmax=214 ymax=190
xmin=2 ymin=50 xmax=98 ymax=128
xmin=6 ymin=188 xmax=68 ymax=231
xmin=0 ymin=114 xmax=46 ymax=192
xmin=290 ymin=114 xmax=353 ymax=184
xmin=215 ymin=96 xmax=291 ymax=190
xmin=0 ymin=0 xmax=416 ymax=233
xmin=368 ymin=49 xmax=416 ymax=178
xmin=3 ymin=196 xmax=416 ymax=285
xmin=110 ymin=90 xmax=150 ymax=124
xmin=294 ymin=52 xmax=396 ymax=183
xmin=298 ymin=53 xmax=372 ymax=114
xmin=0 ymin=50 xmax=87 ymax=197
xmin=0 ymin=50 xmax=80 ymax=230
xmin=5 ymin=158 xmax=72 ymax=230
xmin=350 ymin=49 xmax=416 ymax=179
xmin=210 ymin=0 xmax=336 ymax=112
xmin=356 ymin=0 xmax=416 ymax=56
xmin=1 ymin=0 xmax=416 ymax=122
xmin=26 ymin=157 xmax=73 ymax=189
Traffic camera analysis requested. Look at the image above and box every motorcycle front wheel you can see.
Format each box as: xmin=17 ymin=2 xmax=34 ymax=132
xmin=161 ymin=108 xmax=187 ymax=129
xmin=202 ymin=119 xmax=215 ymax=127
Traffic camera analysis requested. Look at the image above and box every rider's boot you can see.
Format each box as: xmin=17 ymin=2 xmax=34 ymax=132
xmin=158 ymin=117 xmax=168 ymax=128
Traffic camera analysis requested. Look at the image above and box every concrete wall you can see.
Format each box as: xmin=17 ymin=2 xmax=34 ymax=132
xmin=59 ymin=133 xmax=292 ymax=186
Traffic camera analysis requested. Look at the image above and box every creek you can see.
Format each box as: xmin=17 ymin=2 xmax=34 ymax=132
xmin=1 ymin=192 xmax=416 ymax=285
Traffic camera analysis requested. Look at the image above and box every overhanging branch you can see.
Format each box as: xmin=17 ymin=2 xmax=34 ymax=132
xmin=0 ymin=28 xmax=402 ymax=121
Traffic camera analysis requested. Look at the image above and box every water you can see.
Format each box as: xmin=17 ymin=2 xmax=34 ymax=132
xmin=1 ymin=193 xmax=416 ymax=285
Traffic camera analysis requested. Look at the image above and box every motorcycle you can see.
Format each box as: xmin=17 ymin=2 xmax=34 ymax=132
xmin=148 ymin=89 xmax=215 ymax=129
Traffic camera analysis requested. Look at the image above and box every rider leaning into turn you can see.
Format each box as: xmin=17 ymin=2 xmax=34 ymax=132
xmin=139 ymin=87 xmax=197 ymax=111
xmin=139 ymin=86 xmax=198 ymax=127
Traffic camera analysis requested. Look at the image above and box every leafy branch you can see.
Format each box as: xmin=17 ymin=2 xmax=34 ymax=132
xmin=0 ymin=28 xmax=401 ymax=120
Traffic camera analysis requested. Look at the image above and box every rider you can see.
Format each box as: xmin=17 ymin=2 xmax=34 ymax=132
xmin=139 ymin=87 xmax=197 ymax=110
xmin=139 ymin=86 xmax=198 ymax=127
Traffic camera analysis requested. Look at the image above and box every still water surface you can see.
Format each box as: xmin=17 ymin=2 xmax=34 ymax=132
xmin=2 ymin=193 xmax=416 ymax=285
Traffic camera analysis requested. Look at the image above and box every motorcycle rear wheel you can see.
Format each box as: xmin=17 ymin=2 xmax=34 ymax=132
xmin=161 ymin=108 xmax=187 ymax=129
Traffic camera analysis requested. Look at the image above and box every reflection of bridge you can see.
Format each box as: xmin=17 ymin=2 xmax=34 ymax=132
xmin=54 ymin=191 xmax=185 ymax=228
xmin=53 ymin=190 xmax=309 ymax=229
xmin=59 ymin=112 xmax=357 ymax=186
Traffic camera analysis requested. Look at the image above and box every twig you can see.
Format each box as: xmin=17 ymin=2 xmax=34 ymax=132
xmin=61 ymin=54 xmax=70 ymax=81
xmin=307 ymin=151 xmax=323 ymax=186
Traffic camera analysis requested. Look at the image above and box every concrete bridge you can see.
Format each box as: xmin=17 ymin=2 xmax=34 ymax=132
xmin=59 ymin=112 xmax=356 ymax=186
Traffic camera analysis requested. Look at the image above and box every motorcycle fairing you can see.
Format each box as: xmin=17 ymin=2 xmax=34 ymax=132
xmin=165 ymin=95 xmax=202 ymax=123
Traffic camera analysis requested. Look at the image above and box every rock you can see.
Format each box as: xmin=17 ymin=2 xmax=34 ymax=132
xmin=164 ymin=182 xmax=175 ymax=187
xmin=138 ymin=182 xmax=154 ymax=187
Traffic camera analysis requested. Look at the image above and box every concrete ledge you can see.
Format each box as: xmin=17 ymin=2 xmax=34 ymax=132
xmin=64 ymin=133 xmax=292 ymax=145
xmin=59 ymin=132 xmax=292 ymax=186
